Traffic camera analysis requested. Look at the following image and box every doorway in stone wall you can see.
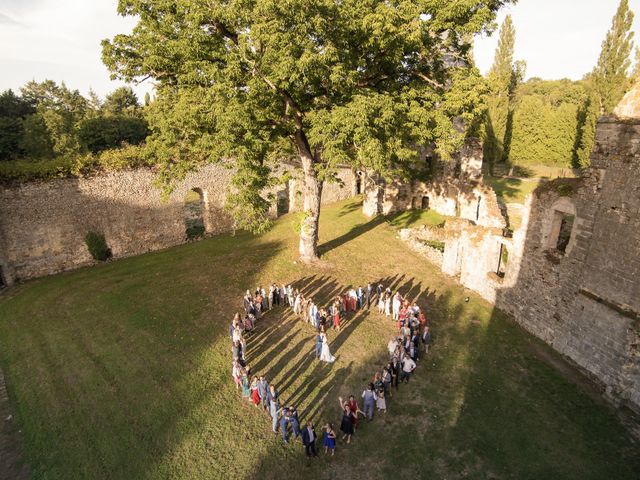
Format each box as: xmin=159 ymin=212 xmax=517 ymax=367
xmin=184 ymin=188 xmax=205 ymax=239
xmin=421 ymin=196 xmax=430 ymax=210
xmin=0 ymin=266 xmax=5 ymax=289
xmin=355 ymin=173 xmax=362 ymax=195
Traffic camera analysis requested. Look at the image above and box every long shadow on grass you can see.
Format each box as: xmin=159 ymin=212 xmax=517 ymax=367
xmin=317 ymin=215 xmax=387 ymax=256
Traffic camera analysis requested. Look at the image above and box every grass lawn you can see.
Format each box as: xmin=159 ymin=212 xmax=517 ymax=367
xmin=386 ymin=208 xmax=447 ymax=230
xmin=484 ymin=176 xmax=542 ymax=205
xmin=0 ymin=197 xmax=639 ymax=480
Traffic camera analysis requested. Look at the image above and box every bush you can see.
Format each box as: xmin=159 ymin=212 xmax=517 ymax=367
xmin=185 ymin=225 xmax=205 ymax=239
xmin=419 ymin=239 xmax=445 ymax=252
xmin=85 ymin=231 xmax=112 ymax=261
xmin=0 ymin=157 xmax=74 ymax=182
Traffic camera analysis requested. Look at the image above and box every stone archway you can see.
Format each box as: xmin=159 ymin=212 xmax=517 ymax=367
xmin=184 ymin=188 xmax=206 ymax=239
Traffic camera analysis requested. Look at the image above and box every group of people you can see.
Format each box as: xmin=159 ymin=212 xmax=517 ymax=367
xmin=229 ymin=281 xmax=433 ymax=458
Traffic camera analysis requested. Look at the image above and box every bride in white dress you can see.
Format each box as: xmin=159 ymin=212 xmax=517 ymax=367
xmin=319 ymin=332 xmax=336 ymax=363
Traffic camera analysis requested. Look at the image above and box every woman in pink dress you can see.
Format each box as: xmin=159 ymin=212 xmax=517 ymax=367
xmin=250 ymin=376 xmax=261 ymax=405
xmin=332 ymin=300 xmax=341 ymax=331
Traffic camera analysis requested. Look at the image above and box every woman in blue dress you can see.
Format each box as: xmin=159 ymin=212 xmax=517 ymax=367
xmin=323 ymin=423 xmax=336 ymax=456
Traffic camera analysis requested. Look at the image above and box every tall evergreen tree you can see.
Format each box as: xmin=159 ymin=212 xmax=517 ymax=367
xmin=484 ymin=15 xmax=522 ymax=172
xmin=593 ymin=0 xmax=635 ymax=113
xmin=575 ymin=0 xmax=634 ymax=167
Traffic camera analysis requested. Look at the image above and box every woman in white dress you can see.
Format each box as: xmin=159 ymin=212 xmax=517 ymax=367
xmin=319 ymin=332 xmax=336 ymax=363
xmin=384 ymin=295 xmax=392 ymax=316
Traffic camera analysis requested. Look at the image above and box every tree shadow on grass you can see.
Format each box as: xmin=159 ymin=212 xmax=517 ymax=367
xmin=317 ymin=215 xmax=387 ymax=256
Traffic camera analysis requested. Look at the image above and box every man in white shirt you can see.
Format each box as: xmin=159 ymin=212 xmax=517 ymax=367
xmin=401 ymin=356 xmax=416 ymax=383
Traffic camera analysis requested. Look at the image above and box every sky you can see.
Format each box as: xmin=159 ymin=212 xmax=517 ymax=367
xmin=1 ymin=0 xmax=639 ymax=101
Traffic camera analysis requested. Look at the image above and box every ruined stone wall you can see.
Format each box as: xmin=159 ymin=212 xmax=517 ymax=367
xmin=0 ymin=163 xmax=355 ymax=283
xmin=364 ymin=176 xmax=505 ymax=230
xmin=397 ymin=114 xmax=640 ymax=411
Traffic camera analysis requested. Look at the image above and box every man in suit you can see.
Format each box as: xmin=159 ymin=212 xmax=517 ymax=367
xmin=301 ymin=420 xmax=318 ymax=457
xmin=279 ymin=408 xmax=290 ymax=443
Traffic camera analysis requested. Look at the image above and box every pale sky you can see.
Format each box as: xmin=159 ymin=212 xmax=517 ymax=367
xmin=1 ymin=0 xmax=639 ymax=101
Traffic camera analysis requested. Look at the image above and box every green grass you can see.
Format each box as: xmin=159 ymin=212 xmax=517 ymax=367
xmin=1 ymin=198 xmax=638 ymax=480
xmin=386 ymin=208 xmax=446 ymax=229
xmin=485 ymin=176 xmax=542 ymax=205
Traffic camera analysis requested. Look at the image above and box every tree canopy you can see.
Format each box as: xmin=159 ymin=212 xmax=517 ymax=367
xmin=103 ymin=0 xmax=509 ymax=259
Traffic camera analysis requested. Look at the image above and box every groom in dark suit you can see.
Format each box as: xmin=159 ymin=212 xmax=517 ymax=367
xmin=301 ymin=420 xmax=317 ymax=457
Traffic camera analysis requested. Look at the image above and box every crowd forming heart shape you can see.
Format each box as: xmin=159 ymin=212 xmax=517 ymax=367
xmin=229 ymin=282 xmax=433 ymax=456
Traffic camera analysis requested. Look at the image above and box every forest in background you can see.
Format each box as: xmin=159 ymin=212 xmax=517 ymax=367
xmin=0 ymin=82 xmax=150 ymax=181
xmin=483 ymin=0 xmax=637 ymax=173
xmin=0 ymin=0 xmax=638 ymax=182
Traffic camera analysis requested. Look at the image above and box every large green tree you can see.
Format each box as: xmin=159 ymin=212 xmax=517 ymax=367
xmin=575 ymin=0 xmax=634 ymax=167
xmin=103 ymin=0 xmax=508 ymax=261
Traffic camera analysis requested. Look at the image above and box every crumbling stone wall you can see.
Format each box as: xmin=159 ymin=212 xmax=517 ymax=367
xmin=364 ymin=176 xmax=506 ymax=230
xmin=397 ymin=113 xmax=640 ymax=411
xmin=0 ymin=163 xmax=355 ymax=282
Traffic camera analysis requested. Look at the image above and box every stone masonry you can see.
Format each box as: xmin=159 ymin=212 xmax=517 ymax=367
xmin=389 ymin=89 xmax=640 ymax=411
xmin=0 ymin=163 xmax=355 ymax=283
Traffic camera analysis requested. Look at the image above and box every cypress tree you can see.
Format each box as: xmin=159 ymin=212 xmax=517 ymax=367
xmin=593 ymin=0 xmax=635 ymax=113
xmin=484 ymin=15 xmax=523 ymax=172
xmin=575 ymin=0 xmax=634 ymax=167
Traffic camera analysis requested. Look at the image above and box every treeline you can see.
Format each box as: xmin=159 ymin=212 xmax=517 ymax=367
xmin=484 ymin=0 xmax=636 ymax=171
xmin=507 ymin=78 xmax=588 ymax=168
xmin=0 ymin=81 xmax=150 ymax=180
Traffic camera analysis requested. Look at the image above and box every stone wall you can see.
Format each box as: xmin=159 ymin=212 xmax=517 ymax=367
xmin=394 ymin=112 xmax=640 ymax=411
xmin=0 ymin=163 xmax=356 ymax=283
xmin=364 ymin=176 xmax=506 ymax=230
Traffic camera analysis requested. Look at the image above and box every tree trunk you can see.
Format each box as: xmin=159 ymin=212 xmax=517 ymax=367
xmin=295 ymin=133 xmax=323 ymax=261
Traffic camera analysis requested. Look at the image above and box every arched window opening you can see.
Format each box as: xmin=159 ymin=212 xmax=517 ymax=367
xmin=421 ymin=196 xmax=430 ymax=210
xmin=411 ymin=197 xmax=419 ymax=209
xmin=185 ymin=188 xmax=205 ymax=239
xmin=555 ymin=213 xmax=575 ymax=254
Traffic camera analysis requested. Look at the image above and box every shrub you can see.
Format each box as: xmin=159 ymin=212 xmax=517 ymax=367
xmin=418 ymin=239 xmax=445 ymax=252
xmin=85 ymin=231 xmax=112 ymax=261
xmin=185 ymin=225 xmax=205 ymax=239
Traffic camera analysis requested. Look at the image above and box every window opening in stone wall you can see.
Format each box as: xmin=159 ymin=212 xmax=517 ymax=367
xmin=185 ymin=188 xmax=205 ymax=239
xmin=555 ymin=214 xmax=574 ymax=254
xmin=476 ymin=196 xmax=482 ymax=222
xmin=496 ymin=243 xmax=508 ymax=278
xmin=421 ymin=196 xmax=430 ymax=210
